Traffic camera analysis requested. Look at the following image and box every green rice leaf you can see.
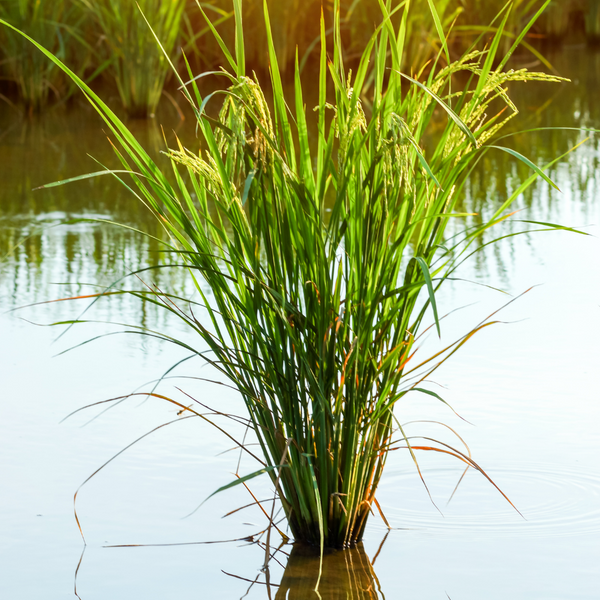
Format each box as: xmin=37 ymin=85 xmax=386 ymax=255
xmin=407 ymin=139 xmax=442 ymax=189
xmin=232 ymin=0 xmax=245 ymax=77
xmin=497 ymin=0 xmax=553 ymax=71
xmin=241 ymin=169 xmax=256 ymax=205
xmin=414 ymin=256 xmax=441 ymax=337
xmin=196 ymin=2 xmax=238 ymax=74
xmin=488 ymin=145 xmax=560 ymax=191
xmin=425 ymin=0 xmax=450 ymax=67
xmin=515 ymin=220 xmax=588 ymax=235
xmin=412 ymin=388 xmax=468 ymax=422
xmin=33 ymin=169 xmax=141 ymax=189
xmin=204 ymin=465 xmax=288 ymax=504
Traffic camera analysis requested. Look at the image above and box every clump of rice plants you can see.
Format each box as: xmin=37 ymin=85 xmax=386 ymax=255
xmin=0 ymin=0 xmax=84 ymax=111
xmin=78 ymin=0 xmax=187 ymax=117
xmin=1 ymin=0 xmax=572 ymax=549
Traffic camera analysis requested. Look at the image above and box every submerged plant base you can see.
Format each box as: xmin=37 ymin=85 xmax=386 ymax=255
xmin=287 ymin=506 xmax=372 ymax=549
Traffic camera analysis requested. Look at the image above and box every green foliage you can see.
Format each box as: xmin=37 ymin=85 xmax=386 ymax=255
xmin=1 ymin=0 xmax=597 ymax=114
xmin=0 ymin=0 xmax=573 ymax=549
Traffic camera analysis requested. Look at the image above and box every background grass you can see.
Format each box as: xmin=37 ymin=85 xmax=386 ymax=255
xmin=0 ymin=0 xmax=87 ymax=112
xmin=77 ymin=0 xmax=187 ymax=118
xmin=0 ymin=0 xmax=597 ymax=114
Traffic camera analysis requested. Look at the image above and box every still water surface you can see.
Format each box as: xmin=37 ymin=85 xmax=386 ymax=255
xmin=1 ymin=47 xmax=599 ymax=599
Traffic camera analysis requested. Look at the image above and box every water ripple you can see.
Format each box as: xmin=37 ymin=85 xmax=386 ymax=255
xmin=378 ymin=464 xmax=600 ymax=539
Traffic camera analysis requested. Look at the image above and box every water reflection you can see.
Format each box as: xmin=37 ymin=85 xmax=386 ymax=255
xmin=68 ymin=539 xmax=386 ymax=600
xmin=380 ymin=464 xmax=600 ymax=539
xmin=0 ymin=97 xmax=201 ymax=320
xmin=272 ymin=542 xmax=384 ymax=599
xmin=475 ymin=47 xmax=600 ymax=211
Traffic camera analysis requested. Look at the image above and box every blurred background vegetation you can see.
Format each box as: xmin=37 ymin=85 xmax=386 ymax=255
xmin=0 ymin=0 xmax=596 ymax=116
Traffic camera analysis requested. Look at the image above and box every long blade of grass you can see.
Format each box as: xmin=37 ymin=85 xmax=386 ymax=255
xmin=414 ymin=257 xmax=441 ymax=337
xmin=204 ymin=465 xmax=288 ymax=505
xmin=488 ymin=144 xmax=560 ymax=191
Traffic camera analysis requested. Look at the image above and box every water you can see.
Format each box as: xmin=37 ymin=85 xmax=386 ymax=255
xmin=1 ymin=47 xmax=599 ymax=599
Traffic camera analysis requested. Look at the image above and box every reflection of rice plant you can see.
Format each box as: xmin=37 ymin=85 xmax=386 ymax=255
xmin=0 ymin=0 xmax=84 ymax=111
xmin=275 ymin=541 xmax=381 ymax=597
xmin=1 ymin=0 xmax=572 ymax=550
xmin=78 ymin=0 xmax=186 ymax=117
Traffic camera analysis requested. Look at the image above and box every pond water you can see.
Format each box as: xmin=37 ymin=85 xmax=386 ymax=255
xmin=1 ymin=46 xmax=599 ymax=599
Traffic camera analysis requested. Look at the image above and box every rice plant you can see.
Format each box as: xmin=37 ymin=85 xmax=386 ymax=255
xmin=586 ymin=0 xmax=600 ymax=40
xmin=0 ymin=0 xmax=85 ymax=111
xmin=536 ymin=0 xmax=576 ymax=39
xmin=1 ymin=0 xmax=574 ymax=549
xmin=77 ymin=0 xmax=187 ymax=117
